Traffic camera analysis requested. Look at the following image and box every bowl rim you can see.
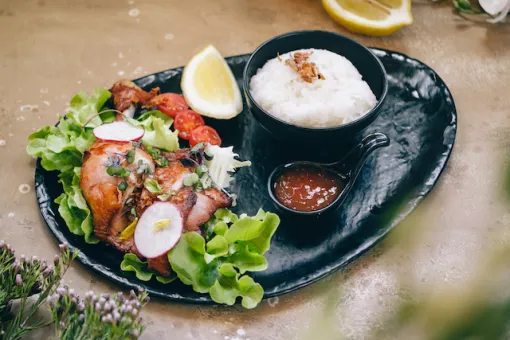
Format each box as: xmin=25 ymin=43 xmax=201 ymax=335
xmin=242 ymin=30 xmax=389 ymax=132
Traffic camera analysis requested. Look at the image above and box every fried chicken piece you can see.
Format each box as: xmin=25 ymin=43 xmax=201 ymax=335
xmin=147 ymin=254 xmax=172 ymax=277
xmin=185 ymin=188 xmax=233 ymax=232
xmin=155 ymin=162 xmax=193 ymax=193
xmin=82 ymin=141 xmax=231 ymax=277
xmin=110 ymin=79 xmax=159 ymax=112
xmin=169 ymin=187 xmax=197 ymax=220
xmin=80 ymin=141 xmax=154 ymax=251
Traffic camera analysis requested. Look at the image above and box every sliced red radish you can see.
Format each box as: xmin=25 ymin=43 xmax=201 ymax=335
xmin=93 ymin=121 xmax=144 ymax=142
xmin=134 ymin=202 xmax=183 ymax=258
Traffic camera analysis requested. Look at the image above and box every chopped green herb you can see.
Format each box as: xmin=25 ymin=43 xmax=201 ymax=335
xmin=144 ymin=178 xmax=163 ymax=193
xmin=147 ymin=146 xmax=161 ymax=159
xmin=118 ymin=181 xmax=128 ymax=191
xmin=183 ymin=173 xmax=199 ymax=187
xmin=126 ymin=149 xmax=136 ymax=164
xmin=157 ymin=191 xmax=175 ymax=201
xmin=159 ymin=156 xmax=169 ymax=167
xmin=136 ymin=160 xmax=152 ymax=175
xmin=125 ymin=197 xmax=133 ymax=205
xmin=130 ymin=207 xmax=137 ymax=217
xmin=195 ymin=165 xmax=207 ymax=177
xmin=199 ymin=174 xmax=213 ymax=189
xmin=106 ymin=164 xmax=130 ymax=178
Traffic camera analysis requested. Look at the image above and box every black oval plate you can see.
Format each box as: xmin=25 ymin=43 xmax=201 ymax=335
xmin=35 ymin=49 xmax=456 ymax=304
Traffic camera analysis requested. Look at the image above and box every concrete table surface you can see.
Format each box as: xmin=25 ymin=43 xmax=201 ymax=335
xmin=1 ymin=0 xmax=510 ymax=339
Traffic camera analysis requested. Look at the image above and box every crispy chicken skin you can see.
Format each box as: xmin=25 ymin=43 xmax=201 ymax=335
xmin=80 ymin=141 xmax=154 ymax=247
xmin=155 ymin=162 xmax=193 ymax=193
xmin=110 ymin=79 xmax=159 ymax=112
xmin=80 ymin=142 xmax=130 ymax=241
xmin=185 ymin=189 xmax=233 ymax=231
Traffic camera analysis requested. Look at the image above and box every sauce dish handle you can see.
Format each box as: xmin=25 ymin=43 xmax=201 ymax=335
xmin=331 ymin=132 xmax=390 ymax=177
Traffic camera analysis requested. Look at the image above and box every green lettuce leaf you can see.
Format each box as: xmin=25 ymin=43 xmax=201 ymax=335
xmin=56 ymin=167 xmax=98 ymax=244
xmin=120 ymin=253 xmax=177 ymax=283
xmin=27 ymin=88 xmax=110 ymax=173
xmin=27 ymin=88 xmax=111 ymax=242
xmin=67 ymin=88 xmax=111 ymax=128
xmin=225 ymin=210 xmax=280 ymax=254
xmin=167 ymin=209 xmax=280 ymax=309
xmin=133 ymin=110 xmax=179 ymax=151
xmin=210 ymin=270 xmax=264 ymax=309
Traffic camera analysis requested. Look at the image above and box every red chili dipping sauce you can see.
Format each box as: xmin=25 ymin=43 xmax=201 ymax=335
xmin=274 ymin=166 xmax=344 ymax=212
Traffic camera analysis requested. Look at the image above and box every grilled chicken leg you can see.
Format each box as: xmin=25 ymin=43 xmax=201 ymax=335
xmin=80 ymin=141 xmax=154 ymax=252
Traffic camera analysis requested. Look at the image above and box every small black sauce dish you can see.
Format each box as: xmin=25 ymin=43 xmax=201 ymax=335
xmin=268 ymin=133 xmax=390 ymax=216
xmin=243 ymin=30 xmax=388 ymax=146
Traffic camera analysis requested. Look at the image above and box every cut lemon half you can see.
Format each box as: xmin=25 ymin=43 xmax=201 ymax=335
xmin=322 ymin=0 xmax=413 ymax=37
xmin=181 ymin=45 xmax=243 ymax=119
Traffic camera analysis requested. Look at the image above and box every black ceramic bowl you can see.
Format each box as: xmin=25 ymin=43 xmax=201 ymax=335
xmin=243 ymin=30 xmax=388 ymax=145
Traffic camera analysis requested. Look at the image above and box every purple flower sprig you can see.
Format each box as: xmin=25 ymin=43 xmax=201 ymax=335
xmin=48 ymin=287 xmax=149 ymax=339
xmin=0 ymin=242 xmax=76 ymax=339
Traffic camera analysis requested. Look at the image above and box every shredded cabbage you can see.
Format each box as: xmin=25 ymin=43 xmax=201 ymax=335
xmin=204 ymin=145 xmax=251 ymax=189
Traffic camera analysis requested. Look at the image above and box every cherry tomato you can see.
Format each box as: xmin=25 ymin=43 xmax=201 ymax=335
xmin=152 ymin=93 xmax=188 ymax=118
xmin=189 ymin=126 xmax=222 ymax=147
xmin=174 ymin=110 xmax=205 ymax=140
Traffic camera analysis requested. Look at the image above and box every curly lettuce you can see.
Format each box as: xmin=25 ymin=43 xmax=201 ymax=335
xmin=120 ymin=254 xmax=176 ymax=284
xmin=130 ymin=110 xmax=179 ymax=151
xmin=28 ymin=89 xmax=111 ymax=243
xmin=118 ymin=208 xmax=280 ymax=308
xmin=27 ymin=88 xmax=111 ymax=172
xmin=168 ymin=209 xmax=280 ymax=308
xmin=54 ymin=167 xmax=98 ymax=243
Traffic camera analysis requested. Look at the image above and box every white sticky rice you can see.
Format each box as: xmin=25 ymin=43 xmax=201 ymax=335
xmin=249 ymin=49 xmax=377 ymax=128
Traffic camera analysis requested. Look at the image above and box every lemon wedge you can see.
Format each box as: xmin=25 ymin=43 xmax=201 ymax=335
xmin=181 ymin=45 xmax=243 ymax=119
xmin=322 ymin=0 xmax=413 ymax=37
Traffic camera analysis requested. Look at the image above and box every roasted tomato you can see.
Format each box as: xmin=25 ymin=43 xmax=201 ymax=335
xmin=189 ymin=126 xmax=222 ymax=147
xmin=174 ymin=110 xmax=205 ymax=140
xmin=150 ymin=93 xmax=188 ymax=118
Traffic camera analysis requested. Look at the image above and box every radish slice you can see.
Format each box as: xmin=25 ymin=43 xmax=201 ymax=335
xmin=134 ymin=202 xmax=183 ymax=258
xmin=93 ymin=121 xmax=144 ymax=142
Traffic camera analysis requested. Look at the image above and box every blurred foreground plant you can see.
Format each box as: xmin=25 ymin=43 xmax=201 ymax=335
xmin=0 ymin=242 xmax=74 ymax=339
xmin=452 ymin=0 xmax=510 ymax=23
xmin=0 ymin=242 xmax=149 ymax=340
xmin=48 ymin=287 xmax=148 ymax=340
